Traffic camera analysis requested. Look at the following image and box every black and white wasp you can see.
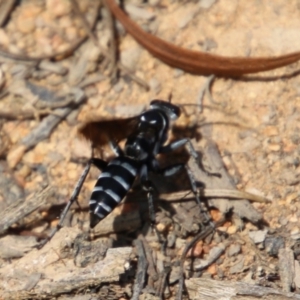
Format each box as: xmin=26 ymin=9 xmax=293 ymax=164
xmin=44 ymin=100 xmax=209 ymax=244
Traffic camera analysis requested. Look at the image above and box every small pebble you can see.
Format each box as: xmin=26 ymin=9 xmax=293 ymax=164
xmin=264 ymin=236 xmax=285 ymax=256
xmin=149 ymin=0 xmax=161 ymax=5
xmin=0 ymin=29 xmax=10 ymax=47
xmin=149 ymin=77 xmax=161 ymax=94
xmin=169 ymin=266 xmax=181 ymax=284
xmin=46 ymin=0 xmax=72 ymax=17
xmin=289 ymin=213 xmax=298 ymax=223
xmin=227 ymin=244 xmax=241 ymax=257
xmin=113 ymin=81 xmax=124 ymax=94
xmin=278 ymin=216 xmax=288 ymax=226
xmin=242 ymin=136 xmax=260 ymax=152
xmin=268 ymin=143 xmax=281 ymax=152
xmin=227 ymin=225 xmax=238 ymax=235
xmin=187 ymin=240 xmax=203 ymax=258
xmin=173 ymin=68 xmax=184 ymax=78
xmin=167 ymin=233 xmax=176 ymax=248
xmin=285 ymin=192 xmax=298 ymax=204
xmin=294 ymin=261 xmax=300 ymax=289
xmin=207 ymin=264 xmax=217 ymax=276
xmin=7 ymin=145 xmax=27 ymax=168
xmin=291 ymin=234 xmax=300 ymax=240
xmin=175 ymin=238 xmax=186 ymax=250
xmin=290 ymin=227 xmax=300 ymax=235
xmin=125 ymin=4 xmax=156 ymax=20
xmin=229 ymin=256 xmax=245 ymax=274
xmin=156 ymin=223 xmax=166 ymax=232
xmin=178 ymin=7 xmax=200 ymax=29
xmin=263 ymin=126 xmax=279 ymax=136
xmin=198 ymin=0 xmax=217 ymax=9
xmin=248 ymin=229 xmax=268 ymax=244
xmin=120 ymin=47 xmax=142 ymax=70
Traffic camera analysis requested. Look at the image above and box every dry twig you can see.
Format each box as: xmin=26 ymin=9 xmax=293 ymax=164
xmin=0 ymin=186 xmax=55 ymax=235
xmin=132 ymin=237 xmax=148 ymax=300
xmin=70 ymin=0 xmax=149 ymax=90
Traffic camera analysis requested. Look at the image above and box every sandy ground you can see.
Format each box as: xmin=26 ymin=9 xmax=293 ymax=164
xmin=1 ymin=0 xmax=300 ymax=299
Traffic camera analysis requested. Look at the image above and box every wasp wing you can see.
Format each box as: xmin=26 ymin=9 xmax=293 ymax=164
xmin=78 ymin=116 xmax=139 ymax=150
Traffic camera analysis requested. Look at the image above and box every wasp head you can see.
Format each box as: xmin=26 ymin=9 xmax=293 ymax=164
xmin=150 ymin=100 xmax=181 ymax=121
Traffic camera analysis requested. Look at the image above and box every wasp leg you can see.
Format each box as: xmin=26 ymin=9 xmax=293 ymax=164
xmin=184 ymin=164 xmax=215 ymax=227
xmin=157 ymin=162 xmax=214 ymax=227
xmin=139 ymin=164 xmax=168 ymax=249
xmin=109 ymin=140 xmax=124 ymax=156
xmin=157 ymin=163 xmax=184 ymax=177
xmin=38 ymin=158 xmax=108 ymax=248
xmin=159 ymin=138 xmax=219 ymax=177
xmin=139 ymin=164 xmax=156 ymax=225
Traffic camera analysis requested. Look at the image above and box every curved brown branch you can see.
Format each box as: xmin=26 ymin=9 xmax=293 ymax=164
xmin=104 ymin=0 xmax=300 ymax=76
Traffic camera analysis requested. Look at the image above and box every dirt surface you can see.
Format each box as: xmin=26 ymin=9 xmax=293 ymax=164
xmin=1 ymin=0 xmax=300 ymax=299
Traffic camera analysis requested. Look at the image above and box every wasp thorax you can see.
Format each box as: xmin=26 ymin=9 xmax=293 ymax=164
xmin=125 ymin=141 xmax=148 ymax=161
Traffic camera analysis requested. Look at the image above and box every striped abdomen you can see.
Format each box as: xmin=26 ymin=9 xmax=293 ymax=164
xmin=89 ymin=157 xmax=138 ymax=228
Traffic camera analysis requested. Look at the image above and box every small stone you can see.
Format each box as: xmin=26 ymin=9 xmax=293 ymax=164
xmin=268 ymin=143 xmax=281 ymax=152
xmin=125 ymin=4 xmax=156 ymax=21
xmin=149 ymin=0 xmax=161 ymax=5
xmin=113 ymin=104 xmax=145 ymax=117
xmin=263 ymin=126 xmax=279 ymax=136
xmin=7 ymin=145 xmax=27 ymax=168
xmin=290 ymin=227 xmax=300 ymax=235
xmin=291 ymin=234 xmax=300 ymax=240
xmin=46 ymin=0 xmax=72 ymax=17
xmin=217 ymin=226 xmax=228 ymax=233
xmin=120 ymin=47 xmax=142 ymax=70
xmin=16 ymin=165 xmax=31 ymax=178
xmin=113 ymin=81 xmax=124 ymax=94
xmin=167 ymin=233 xmax=176 ymax=248
xmin=248 ymin=229 xmax=268 ymax=244
xmin=199 ymin=0 xmax=217 ymax=9
xmin=176 ymin=238 xmax=186 ymax=253
xmin=229 ymin=256 xmax=245 ymax=274
xmin=149 ymin=77 xmax=161 ymax=94
xmin=278 ymin=216 xmax=288 ymax=226
xmin=227 ymin=244 xmax=241 ymax=257
xmin=194 ymin=244 xmax=225 ymax=270
xmin=67 ymin=169 xmax=80 ymax=181
xmin=0 ymin=29 xmax=10 ymax=47
xmin=97 ymin=80 xmax=111 ymax=95
xmin=289 ymin=214 xmax=298 ymax=223
xmin=286 ymin=193 xmax=298 ymax=204
xmin=156 ymin=223 xmax=166 ymax=232
xmin=32 ymin=223 xmax=48 ymax=233
xmin=16 ymin=17 xmax=35 ymax=34
xmin=207 ymin=264 xmax=217 ymax=276
xmin=294 ymin=261 xmax=300 ymax=289
xmin=210 ymin=209 xmax=222 ymax=222
xmin=227 ymin=225 xmax=238 ymax=235
xmin=178 ymin=7 xmax=200 ymax=29
xmin=264 ymin=236 xmax=285 ymax=256
xmin=0 ymin=67 xmax=4 ymax=90
xmin=51 ymin=34 xmax=65 ymax=51
xmin=58 ymin=15 xmax=73 ymax=28
xmin=242 ymin=136 xmax=260 ymax=152
xmin=187 ymin=240 xmax=203 ymax=258
xmin=80 ymin=2 xmax=92 ymax=12
xmin=173 ymin=68 xmax=184 ymax=78
xmin=242 ymin=271 xmax=255 ymax=284
xmin=169 ymin=266 xmax=181 ymax=284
